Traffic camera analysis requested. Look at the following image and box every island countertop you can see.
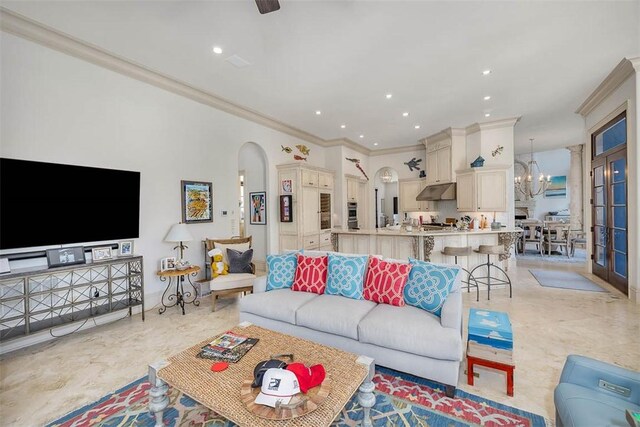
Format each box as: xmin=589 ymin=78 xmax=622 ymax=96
xmin=332 ymin=227 xmax=522 ymax=237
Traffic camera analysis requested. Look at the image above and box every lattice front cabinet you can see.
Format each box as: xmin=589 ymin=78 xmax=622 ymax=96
xmin=0 ymin=256 xmax=144 ymax=342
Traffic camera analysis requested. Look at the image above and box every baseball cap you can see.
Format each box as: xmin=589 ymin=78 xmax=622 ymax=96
xmin=286 ymin=363 xmax=326 ymax=393
xmin=252 ymin=359 xmax=288 ymax=388
xmin=254 ymin=368 xmax=301 ymax=408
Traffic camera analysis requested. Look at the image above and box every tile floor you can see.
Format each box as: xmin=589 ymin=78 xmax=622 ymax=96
xmin=0 ymin=259 xmax=638 ymax=426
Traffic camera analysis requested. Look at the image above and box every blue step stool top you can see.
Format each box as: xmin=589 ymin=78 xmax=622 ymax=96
xmin=468 ymin=308 xmax=513 ymax=350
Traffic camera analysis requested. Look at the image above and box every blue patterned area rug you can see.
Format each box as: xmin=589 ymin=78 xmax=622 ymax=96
xmin=48 ymin=367 xmax=547 ymax=426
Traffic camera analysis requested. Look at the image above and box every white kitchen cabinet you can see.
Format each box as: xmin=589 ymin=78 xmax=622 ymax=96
xmin=456 ymin=166 xmax=508 ymax=212
xmin=422 ymin=128 xmax=466 ymax=185
xmin=318 ymin=172 xmax=333 ymax=189
xmin=302 ymin=169 xmax=318 ymax=187
xmin=278 ymin=164 xmax=335 ymax=251
xmin=346 ymin=178 xmax=358 ymax=202
xmin=399 ymin=178 xmax=435 ymax=212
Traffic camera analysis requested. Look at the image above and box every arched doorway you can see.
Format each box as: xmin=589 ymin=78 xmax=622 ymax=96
xmin=373 ymin=167 xmax=399 ymax=228
xmin=238 ymin=142 xmax=268 ymax=264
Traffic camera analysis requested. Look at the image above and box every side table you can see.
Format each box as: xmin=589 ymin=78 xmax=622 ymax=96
xmin=157 ymin=266 xmax=201 ymax=315
xmin=467 ymin=354 xmax=515 ymax=396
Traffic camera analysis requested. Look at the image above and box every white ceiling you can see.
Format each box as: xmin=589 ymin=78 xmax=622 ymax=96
xmin=3 ymin=1 xmax=639 ymax=154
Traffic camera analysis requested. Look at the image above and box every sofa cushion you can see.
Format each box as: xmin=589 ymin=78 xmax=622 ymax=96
xmin=266 ymin=253 xmax=298 ymax=291
xmin=325 ymin=253 xmax=368 ymax=300
xmin=238 ymin=289 xmax=317 ymax=324
xmin=292 ymin=254 xmax=328 ymax=294
xmin=555 ymin=383 xmax=640 ymax=427
xmin=363 ymin=257 xmax=411 ymax=306
xmin=358 ymin=304 xmax=462 ymax=361
xmin=296 ymin=294 xmax=377 ymax=340
xmin=404 ymin=258 xmax=460 ymax=317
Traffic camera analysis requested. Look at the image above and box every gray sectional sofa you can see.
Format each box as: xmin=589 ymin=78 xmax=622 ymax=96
xmin=238 ymin=253 xmax=463 ymax=396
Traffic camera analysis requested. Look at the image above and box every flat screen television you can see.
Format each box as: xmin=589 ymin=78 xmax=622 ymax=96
xmin=1 ymin=158 xmax=140 ymax=250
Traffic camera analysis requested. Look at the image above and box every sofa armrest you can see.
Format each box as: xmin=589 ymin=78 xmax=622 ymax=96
xmin=559 ymin=355 xmax=640 ymax=404
xmin=440 ymin=289 xmax=462 ymax=333
xmin=252 ymin=276 xmax=267 ymax=293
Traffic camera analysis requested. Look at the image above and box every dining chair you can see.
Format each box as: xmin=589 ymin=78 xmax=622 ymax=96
xmin=520 ymin=220 xmax=544 ymax=255
xmin=545 ymin=223 xmax=571 ymax=257
xmin=570 ymin=231 xmax=587 ymax=257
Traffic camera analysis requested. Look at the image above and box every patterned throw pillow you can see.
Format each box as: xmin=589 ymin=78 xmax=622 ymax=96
xmin=325 ymin=253 xmax=368 ymax=299
xmin=292 ymin=254 xmax=328 ymax=294
xmin=403 ymin=258 xmax=460 ymax=316
xmin=363 ymin=257 xmax=412 ymax=306
xmin=266 ymin=253 xmax=298 ymax=291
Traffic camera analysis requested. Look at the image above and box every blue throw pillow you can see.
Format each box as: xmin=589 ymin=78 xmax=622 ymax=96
xmin=325 ymin=253 xmax=368 ymax=299
xmin=266 ymin=253 xmax=298 ymax=291
xmin=403 ymin=258 xmax=460 ymax=316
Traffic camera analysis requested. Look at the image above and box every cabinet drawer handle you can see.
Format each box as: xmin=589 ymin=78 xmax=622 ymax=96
xmin=309 ymin=182 xmax=314 ymax=185
xmin=309 ymin=241 xmax=314 ymax=244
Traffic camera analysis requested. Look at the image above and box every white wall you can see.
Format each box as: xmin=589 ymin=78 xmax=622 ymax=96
xmin=0 ymin=33 xmax=326 ymax=307
xmin=582 ymin=72 xmax=638 ymax=303
xmin=515 ymin=148 xmax=571 ymax=221
xmin=238 ymin=142 xmax=267 ymax=262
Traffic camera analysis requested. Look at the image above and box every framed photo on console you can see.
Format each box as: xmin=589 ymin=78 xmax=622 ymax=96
xmin=119 ymin=240 xmax=134 ymax=256
xmin=161 ymin=257 xmax=177 ymax=272
xmin=46 ymin=246 xmax=86 ymax=268
xmin=92 ymin=247 xmax=113 ymax=261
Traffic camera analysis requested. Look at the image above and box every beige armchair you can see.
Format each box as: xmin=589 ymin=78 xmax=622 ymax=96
xmin=203 ymin=236 xmax=256 ymax=311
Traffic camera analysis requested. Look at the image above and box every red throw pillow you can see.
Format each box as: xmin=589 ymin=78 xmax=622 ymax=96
xmin=292 ymin=254 xmax=328 ymax=294
xmin=363 ymin=257 xmax=411 ymax=306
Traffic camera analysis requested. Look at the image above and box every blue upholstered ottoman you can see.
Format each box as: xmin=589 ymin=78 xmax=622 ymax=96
xmin=554 ymin=355 xmax=640 ymax=427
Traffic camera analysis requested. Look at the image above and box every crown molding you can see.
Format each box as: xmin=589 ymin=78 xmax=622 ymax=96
xmin=324 ymin=138 xmax=371 ymax=156
xmin=576 ymin=57 xmax=638 ymax=117
xmin=423 ymin=129 xmax=450 ymax=145
xmin=369 ymin=144 xmax=424 ymax=157
xmin=1 ymin=7 xmax=385 ymax=154
xmin=465 ymin=117 xmax=521 ymax=134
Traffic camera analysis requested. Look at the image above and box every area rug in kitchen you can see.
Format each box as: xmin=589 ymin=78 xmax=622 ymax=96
xmin=47 ymin=366 xmax=548 ymax=426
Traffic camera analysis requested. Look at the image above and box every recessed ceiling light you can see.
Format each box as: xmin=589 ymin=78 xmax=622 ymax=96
xmin=340 ymin=124 xmax=346 ymax=129
xmin=374 ymin=142 xmax=379 ymax=146
xmin=385 ymin=94 xmax=392 ymax=99
xmin=484 ymin=113 xmax=491 ymax=117
xmin=484 ymin=95 xmax=491 ymax=101
xmin=482 ymin=69 xmax=491 ymax=75
xmin=212 ymin=46 xmax=223 ymax=55
xmin=414 ymin=125 xmax=421 ymax=129
xmin=359 ymin=134 xmax=364 ymax=138
xmin=315 ymin=110 xmax=322 ymax=115
xmin=402 ymin=112 xmax=409 ymax=117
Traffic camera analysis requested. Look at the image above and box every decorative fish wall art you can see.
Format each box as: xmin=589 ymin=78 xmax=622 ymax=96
xmin=492 ymin=145 xmax=504 ymax=157
xmin=345 ymin=157 xmax=369 ymax=181
xmin=296 ymin=145 xmax=310 ymax=156
xmin=293 ymin=155 xmax=307 ymax=161
xmin=404 ymin=157 xmax=422 ymax=171
xmin=281 ymin=145 xmax=292 ymax=153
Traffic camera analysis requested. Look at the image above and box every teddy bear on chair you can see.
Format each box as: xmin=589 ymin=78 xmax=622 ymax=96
xmin=207 ymin=248 xmax=229 ymax=278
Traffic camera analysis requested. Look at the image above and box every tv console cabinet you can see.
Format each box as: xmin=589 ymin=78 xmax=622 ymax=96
xmin=0 ymin=255 xmax=144 ymax=342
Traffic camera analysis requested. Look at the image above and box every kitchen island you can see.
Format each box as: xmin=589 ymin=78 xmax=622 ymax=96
xmin=332 ymin=227 xmax=522 ymax=271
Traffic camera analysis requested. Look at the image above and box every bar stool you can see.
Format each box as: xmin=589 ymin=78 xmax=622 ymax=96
xmin=441 ymin=246 xmax=479 ymax=301
xmin=469 ymin=245 xmax=512 ymax=300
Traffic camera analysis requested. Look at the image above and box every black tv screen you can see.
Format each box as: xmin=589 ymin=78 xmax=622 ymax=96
xmin=1 ymin=158 xmax=140 ymax=250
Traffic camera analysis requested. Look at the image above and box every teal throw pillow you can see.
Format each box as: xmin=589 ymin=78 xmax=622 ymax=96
xmin=266 ymin=253 xmax=298 ymax=291
xmin=325 ymin=253 xmax=368 ymax=299
xmin=403 ymin=258 xmax=460 ymax=316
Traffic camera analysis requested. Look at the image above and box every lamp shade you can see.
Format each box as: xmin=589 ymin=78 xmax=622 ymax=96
xmin=164 ymin=223 xmax=194 ymax=243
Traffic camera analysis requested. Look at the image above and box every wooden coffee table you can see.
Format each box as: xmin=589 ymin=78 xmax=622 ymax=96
xmin=147 ymin=323 xmax=375 ymax=427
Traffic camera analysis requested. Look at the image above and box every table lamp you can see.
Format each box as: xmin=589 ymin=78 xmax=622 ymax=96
xmin=164 ymin=223 xmax=194 ymax=260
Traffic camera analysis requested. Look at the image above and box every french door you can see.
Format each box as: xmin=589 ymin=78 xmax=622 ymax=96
xmin=591 ymin=112 xmax=628 ymax=294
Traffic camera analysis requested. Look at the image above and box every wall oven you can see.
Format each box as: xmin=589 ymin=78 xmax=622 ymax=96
xmin=347 ymin=202 xmax=358 ymax=229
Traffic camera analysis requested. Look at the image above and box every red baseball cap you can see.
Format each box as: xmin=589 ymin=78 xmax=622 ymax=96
xmin=286 ymin=363 xmax=326 ymax=393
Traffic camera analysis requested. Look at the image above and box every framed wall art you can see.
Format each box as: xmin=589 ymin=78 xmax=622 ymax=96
xmin=544 ymin=176 xmax=567 ymax=198
xmin=46 ymin=246 xmax=86 ymax=268
xmin=280 ymin=195 xmax=293 ymax=222
xmin=249 ymin=191 xmax=267 ymax=225
xmin=181 ymin=180 xmax=213 ymax=223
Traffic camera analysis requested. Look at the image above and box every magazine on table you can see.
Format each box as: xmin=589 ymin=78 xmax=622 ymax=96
xmin=197 ymin=338 xmax=259 ymax=363
xmin=206 ymin=331 xmax=247 ymax=352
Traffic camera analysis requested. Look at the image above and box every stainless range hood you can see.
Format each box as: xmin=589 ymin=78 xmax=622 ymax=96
xmin=416 ymin=183 xmax=456 ymax=201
